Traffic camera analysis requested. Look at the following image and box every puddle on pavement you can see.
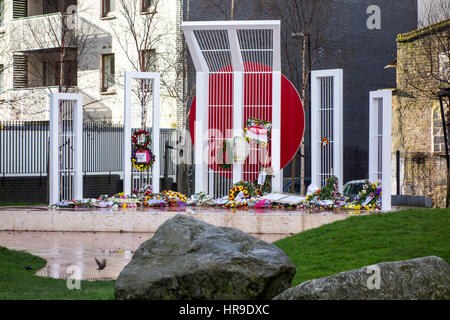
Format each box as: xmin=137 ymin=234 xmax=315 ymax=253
xmin=0 ymin=231 xmax=289 ymax=281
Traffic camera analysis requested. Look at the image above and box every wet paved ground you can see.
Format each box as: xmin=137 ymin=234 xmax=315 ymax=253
xmin=0 ymin=231 xmax=288 ymax=281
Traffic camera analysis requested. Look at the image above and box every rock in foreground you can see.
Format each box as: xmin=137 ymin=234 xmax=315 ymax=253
xmin=274 ymin=256 xmax=450 ymax=300
xmin=115 ymin=214 xmax=296 ymax=300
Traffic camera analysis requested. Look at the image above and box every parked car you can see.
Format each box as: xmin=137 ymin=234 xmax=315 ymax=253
xmin=283 ymin=178 xmax=311 ymax=193
xmin=342 ymin=179 xmax=370 ymax=201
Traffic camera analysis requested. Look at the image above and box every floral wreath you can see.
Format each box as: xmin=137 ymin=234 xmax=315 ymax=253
xmin=244 ymin=117 xmax=272 ymax=147
xmin=321 ymin=137 xmax=329 ymax=147
xmin=228 ymin=185 xmax=250 ymax=201
xmin=132 ymin=129 xmax=152 ymax=149
xmin=131 ymin=129 xmax=155 ymax=171
xmin=131 ymin=148 xmax=155 ymax=171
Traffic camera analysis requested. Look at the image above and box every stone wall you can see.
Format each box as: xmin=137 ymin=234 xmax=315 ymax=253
xmin=393 ymin=20 xmax=450 ymax=207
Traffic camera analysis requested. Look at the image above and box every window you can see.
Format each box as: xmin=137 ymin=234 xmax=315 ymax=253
xmin=102 ymin=0 xmax=115 ymax=17
xmin=43 ymin=62 xmax=57 ymax=86
xmin=439 ymin=52 xmax=449 ymax=82
xmin=0 ymin=64 xmax=4 ymax=92
xmin=13 ymin=0 xmax=27 ymax=19
xmin=141 ymin=0 xmax=155 ymax=13
xmin=140 ymin=49 xmax=157 ymax=72
xmin=13 ymin=54 xmax=28 ymax=89
xmin=43 ymin=59 xmax=77 ymax=87
xmin=101 ymin=54 xmax=115 ymax=92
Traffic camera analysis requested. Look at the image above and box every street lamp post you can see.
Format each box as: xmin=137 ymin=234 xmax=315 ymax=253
xmin=437 ymin=87 xmax=450 ymax=208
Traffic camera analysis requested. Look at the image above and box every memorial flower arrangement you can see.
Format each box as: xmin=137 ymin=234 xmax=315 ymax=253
xmin=244 ymin=117 xmax=272 ymax=147
xmin=131 ymin=130 xmax=155 ymax=171
xmin=132 ymin=129 xmax=151 ymax=148
xmin=228 ymin=184 xmax=251 ymax=201
xmin=301 ymin=176 xmax=347 ymax=210
xmin=345 ymin=182 xmax=381 ymax=210
xmin=131 ymin=148 xmax=155 ymax=171
xmin=52 ymin=173 xmax=383 ymax=213
xmin=187 ymin=192 xmax=215 ymax=206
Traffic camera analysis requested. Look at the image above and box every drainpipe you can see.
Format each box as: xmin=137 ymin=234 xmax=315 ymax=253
xmin=437 ymin=87 xmax=450 ymax=208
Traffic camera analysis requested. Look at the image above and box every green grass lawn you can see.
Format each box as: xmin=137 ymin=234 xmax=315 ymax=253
xmin=0 ymin=208 xmax=448 ymax=299
xmin=0 ymin=247 xmax=115 ymax=300
xmin=274 ymin=208 xmax=450 ymax=286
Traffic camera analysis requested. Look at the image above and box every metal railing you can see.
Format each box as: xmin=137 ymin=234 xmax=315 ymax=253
xmin=0 ymin=121 xmax=178 ymax=179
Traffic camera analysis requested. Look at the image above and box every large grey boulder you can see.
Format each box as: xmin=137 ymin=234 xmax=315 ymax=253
xmin=115 ymin=214 xmax=296 ymax=300
xmin=274 ymin=256 xmax=450 ymax=300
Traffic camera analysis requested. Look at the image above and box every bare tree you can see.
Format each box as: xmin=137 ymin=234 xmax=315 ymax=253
xmin=399 ymin=1 xmax=450 ymax=99
xmin=258 ymin=0 xmax=331 ymax=193
xmin=7 ymin=0 xmax=106 ymax=121
xmin=109 ymin=0 xmax=169 ymax=129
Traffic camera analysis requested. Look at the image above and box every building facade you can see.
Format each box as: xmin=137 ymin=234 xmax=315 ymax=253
xmin=392 ymin=18 xmax=450 ymax=207
xmin=0 ymin=0 xmax=183 ymax=128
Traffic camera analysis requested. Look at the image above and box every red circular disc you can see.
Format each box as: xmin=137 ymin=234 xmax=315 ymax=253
xmin=188 ymin=63 xmax=304 ymax=177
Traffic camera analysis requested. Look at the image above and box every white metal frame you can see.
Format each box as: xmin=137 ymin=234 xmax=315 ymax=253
xmin=123 ymin=71 xmax=160 ymax=196
xmin=369 ymin=90 xmax=392 ymax=211
xmin=311 ymin=69 xmax=344 ymax=190
xmin=182 ymin=20 xmax=282 ymax=194
xmin=49 ymin=93 xmax=83 ymax=205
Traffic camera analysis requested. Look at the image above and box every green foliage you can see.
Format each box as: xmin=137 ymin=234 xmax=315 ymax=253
xmin=317 ymin=176 xmax=339 ymax=200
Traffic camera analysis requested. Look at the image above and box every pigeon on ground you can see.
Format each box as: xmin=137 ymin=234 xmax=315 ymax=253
xmin=95 ymin=257 xmax=107 ymax=270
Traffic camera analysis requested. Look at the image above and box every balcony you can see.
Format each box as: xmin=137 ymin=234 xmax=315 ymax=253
xmin=13 ymin=49 xmax=77 ymax=90
xmin=11 ymin=13 xmax=76 ymax=52
xmin=11 ymin=1 xmax=111 ymax=52
xmin=12 ymin=0 xmax=77 ymax=19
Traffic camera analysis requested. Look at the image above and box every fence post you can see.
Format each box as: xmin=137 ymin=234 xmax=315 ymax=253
xmin=396 ymin=150 xmax=401 ymax=195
